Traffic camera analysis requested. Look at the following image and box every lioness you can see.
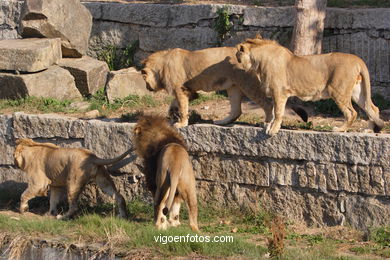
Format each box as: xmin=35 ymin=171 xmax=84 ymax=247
xmin=184 ymin=56 xmax=308 ymax=124
xmin=236 ymin=37 xmax=384 ymax=135
xmin=141 ymin=47 xmax=246 ymax=128
xmin=133 ymin=115 xmax=198 ymax=231
xmin=14 ymin=139 xmax=131 ymax=219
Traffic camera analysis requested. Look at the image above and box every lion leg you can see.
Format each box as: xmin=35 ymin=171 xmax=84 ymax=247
xmin=266 ymin=92 xmax=288 ymax=136
xmin=19 ymin=186 xmax=41 ymax=213
xmin=168 ymin=99 xmax=180 ymax=124
xmin=58 ymin=175 xmax=88 ymax=220
xmin=49 ymin=186 xmax=65 ymax=216
xmin=351 ymin=82 xmax=384 ymax=132
xmin=214 ymin=87 xmax=243 ymax=125
xmin=20 ymin=173 xmax=50 ymax=213
xmin=173 ymin=89 xmax=190 ymax=128
xmin=95 ymin=167 xmax=127 ymax=219
xmin=332 ymin=98 xmax=357 ymax=132
xmin=181 ymin=183 xmax=199 ymax=232
xmin=168 ymin=195 xmax=182 ymax=227
xmin=154 ymin=187 xmax=170 ymax=230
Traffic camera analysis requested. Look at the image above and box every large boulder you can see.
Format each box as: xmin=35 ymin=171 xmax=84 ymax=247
xmin=0 ymin=66 xmax=82 ymax=100
xmin=106 ymin=67 xmax=148 ymax=103
xmin=0 ymin=38 xmax=61 ymax=72
xmin=58 ymin=56 xmax=109 ymax=96
xmin=19 ymin=0 xmax=92 ymax=58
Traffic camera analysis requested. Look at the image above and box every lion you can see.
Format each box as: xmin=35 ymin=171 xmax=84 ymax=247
xmin=184 ymin=56 xmax=308 ymax=124
xmin=235 ymin=36 xmax=384 ymax=135
xmin=141 ymin=47 xmax=247 ymax=128
xmin=133 ymin=115 xmax=198 ymax=231
xmin=14 ymin=139 xmax=132 ymax=219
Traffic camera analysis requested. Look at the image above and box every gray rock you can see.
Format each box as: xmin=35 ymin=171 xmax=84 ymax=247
xmin=84 ymin=120 xmax=137 ymax=174
xmin=181 ymin=124 xmax=390 ymax=167
xmin=106 ymin=67 xmax=148 ymax=103
xmin=0 ymin=115 xmax=15 ymax=165
xmin=344 ymin=196 xmax=390 ymax=231
xmin=139 ymin=27 xmax=217 ymax=52
xmin=58 ymin=56 xmax=109 ymax=96
xmin=13 ymin=112 xmax=86 ymax=139
xmin=326 ymin=8 xmax=390 ymax=30
xmin=0 ymin=38 xmax=61 ymax=72
xmin=20 ymin=0 xmax=92 ymax=57
xmin=243 ymin=7 xmax=295 ymax=27
xmin=0 ymin=0 xmax=23 ymax=40
xmin=0 ymin=66 xmax=82 ymax=100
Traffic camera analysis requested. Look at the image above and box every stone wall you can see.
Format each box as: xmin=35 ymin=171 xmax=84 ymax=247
xmin=0 ymin=113 xmax=389 ymax=231
xmin=2 ymin=2 xmax=390 ymax=96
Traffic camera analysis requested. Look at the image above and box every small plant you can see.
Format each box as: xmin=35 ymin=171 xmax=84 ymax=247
xmin=267 ymin=216 xmax=286 ymax=257
xmin=214 ymin=6 xmax=232 ymax=46
xmin=98 ymin=45 xmax=116 ymax=71
xmin=370 ymin=226 xmax=390 ymax=247
xmin=97 ymin=40 xmax=139 ymax=71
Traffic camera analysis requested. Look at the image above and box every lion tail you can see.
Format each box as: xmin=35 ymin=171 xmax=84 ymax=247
xmin=358 ymin=63 xmax=384 ymax=132
xmin=92 ymin=148 xmax=133 ymax=166
xmin=162 ymin=166 xmax=181 ymax=216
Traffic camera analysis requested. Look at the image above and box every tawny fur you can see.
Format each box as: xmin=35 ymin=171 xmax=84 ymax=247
xmin=184 ymin=56 xmax=308 ymax=123
xmin=133 ymin=115 xmax=199 ymax=231
xmin=141 ymin=47 xmax=246 ymax=127
xmin=235 ymin=37 xmax=384 ymax=135
xmin=14 ymin=138 xmax=130 ymax=219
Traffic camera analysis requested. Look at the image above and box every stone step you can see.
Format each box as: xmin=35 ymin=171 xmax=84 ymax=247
xmin=106 ymin=67 xmax=148 ymax=103
xmin=0 ymin=66 xmax=82 ymax=100
xmin=58 ymin=56 xmax=109 ymax=96
xmin=0 ymin=38 xmax=61 ymax=72
xmin=20 ymin=0 xmax=92 ymax=58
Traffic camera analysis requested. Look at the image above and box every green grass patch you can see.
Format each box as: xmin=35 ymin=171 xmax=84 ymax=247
xmin=0 ymin=212 xmax=267 ymax=258
xmin=88 ymin=88 xmax=161 ymax=116
xmin=350 ymin=244 xmax=390 ymax=258
xmin=0 ymin=97 xmax=77 ymax=113
xmin=189 ymin=93 xmax=227 ymax=106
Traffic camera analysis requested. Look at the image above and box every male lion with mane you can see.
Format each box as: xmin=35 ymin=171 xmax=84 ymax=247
xmin=14 ymin=139 xmax=131 ymax=219
xmin=141 ymin=47 xmax=246 ymax=128
xmin=235 ymin=36 xmax=384 ymax=135
xmin=133 ymin=115 xmax=198 ymax=231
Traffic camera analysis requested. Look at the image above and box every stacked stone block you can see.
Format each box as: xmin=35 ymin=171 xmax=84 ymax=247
xmin=1 ymin=112 xmax=389 ymax=231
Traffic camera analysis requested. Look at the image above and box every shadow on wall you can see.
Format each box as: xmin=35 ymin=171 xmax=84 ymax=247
xmin=0 ymin=180 xmax=27 ymax=210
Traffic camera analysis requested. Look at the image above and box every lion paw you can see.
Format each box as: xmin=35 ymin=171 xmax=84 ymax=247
xmin=332 ymin=126 xmax=347 ymax=132
xmin=265 ymin=123 xmax=280 ymax=136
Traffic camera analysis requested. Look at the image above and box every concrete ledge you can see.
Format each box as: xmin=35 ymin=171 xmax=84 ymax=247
xmin=0 ymin=113 xmax=389 ymax=231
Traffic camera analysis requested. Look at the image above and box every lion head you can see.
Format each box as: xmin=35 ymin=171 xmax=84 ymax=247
xmin=236 ymin=36 xmax=278 ymax=71
xmin=141 ymin=67 xmax=163 ymax=92
xmin=133 ymin=115 xmax=186 ymax=159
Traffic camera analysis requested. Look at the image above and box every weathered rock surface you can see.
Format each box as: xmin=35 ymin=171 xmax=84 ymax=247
xmin=58 ymin=56 xmax=109 ymax=96
xmin=0 ymin=0 xmax=23 ymax=39
xmin=106 ymin=67 xmax=148 ymax=103
xmin=1 ymin=111 xmax=390 ymax=231
xmin=19 ymin=0 xmax=92 ymax=57
xmin=0 ymin=66 xmax=82 ymax=100
xmin=0 ymin=38 xmax=61 ymax=72
xmin=0 ymin=115 xmax=15 ymax=165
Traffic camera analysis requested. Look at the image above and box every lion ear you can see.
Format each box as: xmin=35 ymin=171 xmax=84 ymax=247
xmin=237 ymin=44 xmax=249 ymax=53
xmin=255 ymin=33 xmax=262 ymax=39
